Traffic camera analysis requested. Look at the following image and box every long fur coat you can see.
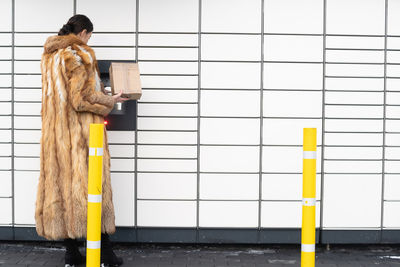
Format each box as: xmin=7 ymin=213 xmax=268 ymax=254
xmin=35 ymin=33 xmax=116 ymax=240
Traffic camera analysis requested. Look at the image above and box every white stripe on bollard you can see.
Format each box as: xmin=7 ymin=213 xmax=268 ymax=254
xmin=303 ymin=151 xmax=316 ymax=159
xmin=87 ymin=240 xmax=101 ymax=249
xmin=302 ymin=198 xmax=316 ymax=206
xmin=301 ymin=243 xmax=315 ymax=252
xmin=88 ymin=194 xmax=102 ymax=203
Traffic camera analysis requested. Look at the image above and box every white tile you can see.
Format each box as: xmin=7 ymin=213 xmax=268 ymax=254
xmin=77 ymin=0 xmax=136 ymax=32
xmin=385 ymin=161 xmax=400 ymax=173
xmin=383 ymin=202 xmax=400 ymax=228
xmin=138 ymin=103 xmax=197 ymax=117
xmin=200 ymin=146 xmax=259 ymax=172
xmin=14 ymin=130 xmax=41 ymax=143
xmin=0 ymin=144 xmax=11 ymax=156
xmin=14 ymin=144 xmax=40 ymax=157
xmin=325 ymin=160 xmax=382 ymax=174
xmin=264 ymin=63 xmax=323 ymax=90
xmin=137 ymin=118 xmax=197 ymax=131
xmin=388 ymin=105 xmax=400 ymax=118
xmin=155 ymin=62 xmax=201 ymax=78
xmin=325 ymin=105 xmax=383 ymax=119
xmin=384 ymin=174 xmax=400 ymax=200
xmin=138 ymin=145 xmax=196 ymax=158
xmin=0 ymin=34 xmax=11 ymax=45
xmin=200 ymin=90 xmax=260 ymax=117
xmin=0 ymin=198 xmax=12 ymax=224
xmin=0 ymin=61 xmax=11 ymax=73
xmin=265 ymin=0 xmax=323 ymax=34
xmin=138 ymin=89 xmax=197 ymax=103
xmin=139 ymin=33 xmax=198 ymax=46
xmin=138 ymin=48 xmax=198 ymax=61
xmin=326 ymin=36 xmax=383 ymax=49
xmin=385 ymin=147 xmax=400 ymax=160
xmin=15 ymin=33 xmax=58 ymax=46
xmin=200 ymin=174 xmax=259 ymax=200
xmin=323 ymin=174 xmax=382 ymax=228
xmin=325 ymin=133 xmax=383 ymax=146
xmin=107 ymin=131 xmax=135 ymax=144
xmin=89 ymin=34 xmax=135 ymax=46
xmin=325 ymin=91 xmax=384 ymax=105
xmin=111 ymin=173 xmax=134 ymax=227
xmin=109 ymin=145 xmax=134 ymax=158
xmin=201 ymin=62 xmax=260 ymax=89
xmin=14 ymin=103 xmax=41 ymax=116
xmin=200 ymin=118 xmax=260 ymax=145
xmin=387 ymin=79 xmax=400 ymax=91
xmin=202 ymin=0 xmax=261 ymax=33
xmin=0 ymin=171 xmax=11 ymax=197
xmin=325 ymin=147 xmax=382 ymax=160
xmin=199 ymin=201 xmax=258 ymax=227
xmin=262 ymin=146 xmax=322 ymax=173
xmin=265 ymin=35 xmax=323 ymax=61
xmin=326 ymin=64 xmax=383 ymax=77
xmin=14 ymin=117 xmax=41 ymax=130
xmin=141 ymin=75 xmax=198 ymax=89
xmin=91 ymin=48 xmax=135 ymax=61
xmin=14 ymin=157 xmax=39 ymax=171
xmin=110 ymin=159 xmax=134 ymax=172
xmin=0 ymin=1 xmax=11 ymax=31
xmin=202 ymin=34 xmax=261 ymax=61
xmin=14 ymin=171 xmax=39 ymax=224
xmin=0 ymin=130 xmax=11 ymax=142
xmin=263 ymin=91 xmax=322 ymax=117
xmin=326 ymin=0 xmax=385 ymax=35
xmin=386 ymin=133 xmax=400 ymax=146
xmin=138 ymin=159 xmax=196 ymax=172
xmin=388 ymin=0 xmax=400 ymax=35
xmin=262 ymin=174 xmax=321 ymax=200
xmin=0 ymin=75 xmax=11 ymax=87
xmin=137 ymin=200 xmax=196 ymax=227
xmin=0 ymin=157 xmax=11 ymax=170
xmin=15 ymin=47 xmax=44 ymax=60
xmin=326 ymin=50 xmax=384 ymax=64
xmin=325 ymin=119 xmax=383 ymax=132
xmin=261 ymin=201 xmax=321 ymax=228
xmin=137 ymin=131 xmax=197 ymax=145
xmin=139 ymin=0 xmax=198 ymax=32
xmin=15 ymin=0 xmax=73 ymax=31
xmin=262 ymin=119 xmax=322 ymax=146
xmin=0 ymin=48 xmax=12 ymax=60
xmin=14 ymin=75 xmax=41 ymax=88
xmin=0 ymin=89 xmax=11 ymax=101
xmin=386 ymin=65 xmax=400 ymax=78
xmin=14 ymin=61 xmax=41 ymax=74
xmin=14 ymin=89 xmax=41 ymax=102
xmin=0 ymin=117 xmax=11 ymax=129
xmin=0 ymin=103 xmax=11 ymax=114
xmin=137 ymin=173 xmax=196 ymax=199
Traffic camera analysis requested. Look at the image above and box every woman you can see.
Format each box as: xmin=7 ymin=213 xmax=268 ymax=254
xmin=35 ymin=14 xmax=129 ymax=267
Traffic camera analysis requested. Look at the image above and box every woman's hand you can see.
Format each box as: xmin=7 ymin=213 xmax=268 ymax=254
xmin=112 ymin=90 xmax=130 ymax=104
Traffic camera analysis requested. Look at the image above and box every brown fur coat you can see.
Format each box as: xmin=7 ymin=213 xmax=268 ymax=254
xmin=35 ymin=33 xmax=116 ymax=240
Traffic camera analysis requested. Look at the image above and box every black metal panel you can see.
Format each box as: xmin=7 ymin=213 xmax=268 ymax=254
xmin=137 ymin=227 xmax=197 ymax=243
xmin=97 ymin=60 xmax=137 ymax=131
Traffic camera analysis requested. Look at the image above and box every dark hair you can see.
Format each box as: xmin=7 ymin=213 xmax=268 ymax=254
xmin=58 ymin=14 xmax=93 ymax=36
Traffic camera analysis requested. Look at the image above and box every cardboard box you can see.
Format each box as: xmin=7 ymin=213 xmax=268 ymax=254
xmin=109 ymin=62 xmax=142 ymax=100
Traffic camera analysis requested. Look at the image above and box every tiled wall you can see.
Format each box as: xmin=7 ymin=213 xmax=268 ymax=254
xmin=1 ymin=0 xmax=400 ymax=235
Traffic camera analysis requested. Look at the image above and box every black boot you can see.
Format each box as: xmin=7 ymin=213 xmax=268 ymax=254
xmin=100 ymin=232 xmax=123 ymax=266
xmin=64 ymin=238 xmax=85 ymax=267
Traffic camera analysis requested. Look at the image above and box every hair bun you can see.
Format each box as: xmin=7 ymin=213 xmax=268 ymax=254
xmin=58 ymin=23 xmax=73 ymax=36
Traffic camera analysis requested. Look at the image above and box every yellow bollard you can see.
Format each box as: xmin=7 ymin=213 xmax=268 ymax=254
xmin=301 ymin=128 xmax=317 ymax=267
xmin=86 ymin=123 xmax=104 ymax=267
